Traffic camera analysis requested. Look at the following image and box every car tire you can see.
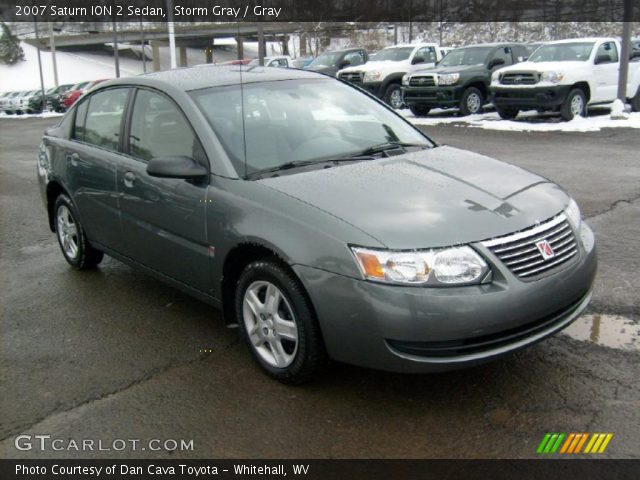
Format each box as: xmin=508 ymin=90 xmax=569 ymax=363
xmin=409 ymin=104 xmax=431 ymax=117
xmin=459 ymin=87 xmax=484 ymax=116
xmin=235 ymin=259 xmax=327 ymax=384
xmin=631 ymin=87 xmax=640 ymax=112
xmin=54 ymin=194 xmax=104 ymax=270
xmin=496 ymin=107 xmax=519 ymax=120
xmin=383 ymin=83 xmax=404 ymax=109
xmin=561 ymin=88 xmax=587 ymax=121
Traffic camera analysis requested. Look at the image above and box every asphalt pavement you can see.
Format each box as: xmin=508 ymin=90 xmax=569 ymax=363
xmin=0 ymin=117 xmax=638 ymax=459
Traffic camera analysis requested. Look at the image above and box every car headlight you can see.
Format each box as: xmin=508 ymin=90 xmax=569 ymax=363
xmin=540 ymin=71 xmax=564 ymax=83
xmin=351 ymin=246 xmax=490 ymax=286
xmin=364 ymin=71 xmax=382 ymax=82
xmin=402 ymin=74 xmax=410 ymax=86
xmin=437 ymin=73 xmax=460 ymax=85
xmin=565 ymin=198 xmax=581 ymax=228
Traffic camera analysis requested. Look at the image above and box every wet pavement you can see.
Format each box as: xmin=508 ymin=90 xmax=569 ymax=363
xmin=1 ymin=118 xmax=638 ymax=459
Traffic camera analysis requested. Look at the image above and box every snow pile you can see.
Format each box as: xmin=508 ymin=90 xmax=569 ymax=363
xmin=609 ymin=99 xmax=628 ymax=120
xmin=402 ymin=108 xmax=640 ymax=132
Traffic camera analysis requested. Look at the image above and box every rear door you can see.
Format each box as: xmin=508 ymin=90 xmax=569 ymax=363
xmin=116 ymin=88 xmax=210 ymax=292
xmin=65 ymin=87 xmax=130 ymax=251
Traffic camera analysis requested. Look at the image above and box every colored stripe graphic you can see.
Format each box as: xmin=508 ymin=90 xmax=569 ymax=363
xmin=538 ymin=433 xmax=613 ymax=454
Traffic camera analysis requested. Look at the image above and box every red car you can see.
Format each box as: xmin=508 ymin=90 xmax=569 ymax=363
xmin=61 ymin=79 xmax=107 ymax=110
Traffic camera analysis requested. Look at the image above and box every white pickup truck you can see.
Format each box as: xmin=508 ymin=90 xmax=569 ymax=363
xmin=490 ymin=37 xmax=640 ymax=120
xmin=337 ymin=43 xmax=443 ymax=109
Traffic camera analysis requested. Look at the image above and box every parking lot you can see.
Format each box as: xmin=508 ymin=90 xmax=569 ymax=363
xmin=0 ymin=117 xmax=638 ymax=459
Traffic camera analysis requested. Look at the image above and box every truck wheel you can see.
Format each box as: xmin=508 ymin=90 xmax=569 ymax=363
xmin=631 ymin=88 xmax=640 ymax=112
xmin=235 ymin=259 xmax=327 ymax=384
xmin=384 ymin=83 xmax=404 ymax=109
xmin=459 ymin=87 xmax=484 ymax=116
xmin=409 ymin=104 xmax=431 ymax=117
xmin=561 ymin=88 xmax=586 ymax=121
xmin=496 ymin=107 xmax=519 ymax=120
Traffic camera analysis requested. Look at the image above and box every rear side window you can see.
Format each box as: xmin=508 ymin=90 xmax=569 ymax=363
xmin=83 ymin=88 xmax=129 ymax=151
xmin=129 ymin=89 xmax=206 ymax=164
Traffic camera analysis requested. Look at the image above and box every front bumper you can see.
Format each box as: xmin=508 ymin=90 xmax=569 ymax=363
xmin=402 ymin=85 xmax=464 ymax=108
xmin=293 ymin=222 xmax=596 ymax=373
xmin=491 ymin=85 xmax=572 ymax=110
xmin=343 ymin=80 xmax=383 ymax=98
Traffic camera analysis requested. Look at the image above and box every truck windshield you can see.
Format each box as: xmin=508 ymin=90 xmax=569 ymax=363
xmin=528 ymin=42 xmax=595 ymax=62
xmin=373 ymin=47 xmax=414 ymax=61
xmin=308 ymin=52 xmax=341 ymax=68
xmin=438 ymin=47 xmax=493 ymax=67
xmin=190 ymin=78 xmax=432 ymax=177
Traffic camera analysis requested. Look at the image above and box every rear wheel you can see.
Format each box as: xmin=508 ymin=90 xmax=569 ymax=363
xmin=561 ymin=88 xmax=587 ymax=121
xmin=54 ymin=194 xmax=103 ymax=269
xmin=383 ymin=83 xmax=404 ymax=109
xmin=235 ymin=259 xmax=327 ymax=384
xmin=459 ymin=87 xmax=484 ymax=116
xmin=496 ymin=106 xmax=519 ymax=120
xmin=409 ymin=104 xmax=431 ymax=117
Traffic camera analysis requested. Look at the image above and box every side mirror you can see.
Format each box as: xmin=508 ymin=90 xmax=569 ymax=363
xmin=488 ymin=58 xmax=505 ymax=69
xmin=594 ymin=54 xmax=612 ymax=65
xmin=147 ymin=156 xmax=208 ymax=179
xmin=338 ymin=59 xmax=351 ymax=69
xmin=411 ymin=56 xmax=425 ymax=65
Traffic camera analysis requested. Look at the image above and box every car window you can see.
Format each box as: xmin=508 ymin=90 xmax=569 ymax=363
xmin=83 ymin=88 xmax=128 ymax=151
xmin=344 ymin=51 xmax=365 ymax=66
xmin=129 ymin=89 xmax=206 ymax=164
xmin=595 ymin=41 xmax=618 ymax=63
xmin=491 ymin=46 xmax=513 ymax=67
xmin=72 ymin=99 xmax=89 ymax=141
xmin=414 ymin=46 xmax=437 ymax=64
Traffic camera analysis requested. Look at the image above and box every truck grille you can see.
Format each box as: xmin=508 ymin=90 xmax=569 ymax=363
xmin=409 ymin=75 xmax=436 ymax=87
xmin=500 ymin=72 xmax=539 ymax=85
xmin=483 ymin=214 xmax=578 ymax=280
xmin=339 ymin=71 xmax=363 ymax=84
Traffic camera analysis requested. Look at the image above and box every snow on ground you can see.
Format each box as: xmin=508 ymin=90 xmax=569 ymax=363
xmin=401 ymin=107 xmax=640 ymax=132
xmin=0 ymin=111 xmax=63 ymax=119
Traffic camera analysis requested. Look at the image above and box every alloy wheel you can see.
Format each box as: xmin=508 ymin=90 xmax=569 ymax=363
xmin=242 ymin=280 xmax=299 ymax=368
xmin=570 ymin=94 xmax=584 ymax=117
xmin=56 ymin=205 xmax=79 ymax=260
xmin=389 ymin=89 xmax=404 ymax=109
xmin=467 ymin=93 xmax=482 ymax=113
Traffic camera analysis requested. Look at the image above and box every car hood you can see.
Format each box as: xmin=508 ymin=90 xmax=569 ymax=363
xmin=259 ymin=146 xmax=569 ymax=249
xmin=340 ymin=59 xmax=409 ymax=73
xmin=499 ymin=60 xmax=587 ymax=73
xmin=410 ymin=64 xmax=484 ymax=76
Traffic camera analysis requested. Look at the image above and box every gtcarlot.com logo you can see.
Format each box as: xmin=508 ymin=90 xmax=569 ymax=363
xmin=536 ymin=433 xmax=613 ymax=454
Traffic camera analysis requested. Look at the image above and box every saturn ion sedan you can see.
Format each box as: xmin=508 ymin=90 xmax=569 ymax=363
xmin=37 ymin=66 xmax=596 ymax=383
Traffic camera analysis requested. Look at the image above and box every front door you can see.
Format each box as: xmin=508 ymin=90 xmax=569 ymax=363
xmin=592 ymin=41 xmax=619 ymax=103
xmin=117 ymin=88 xmax=211 ymax=293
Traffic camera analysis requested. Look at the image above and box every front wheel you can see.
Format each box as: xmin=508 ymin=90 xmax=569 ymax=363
xmin=459 ymin=87 xmax=484 ymax=116
xmin=496 ymin=106 xmax=519 ymax=120
xmin=54 ymin=194 xmax=104 ymax=269
xmin=561 ymin=88 xmax=587 ymax=121
xmin=235 ymin=259 xmax=327 ymax=384
xmin=383 ymin=83 xmax=404 ymax=109
xmin=409 ymin=104 xmax=431 ymax=117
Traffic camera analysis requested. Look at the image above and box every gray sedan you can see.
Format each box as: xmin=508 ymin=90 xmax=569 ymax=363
xmin=37 ymin=66 xmax=596 ymax=383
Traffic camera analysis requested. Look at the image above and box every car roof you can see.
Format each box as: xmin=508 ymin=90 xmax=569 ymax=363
xmin=547 ymin=37 xmax=614 ymax=44
xmin=103 ymin=65 xmax=328 ymax=92
xmin=457 ymin=42 xmax=523 ymax=48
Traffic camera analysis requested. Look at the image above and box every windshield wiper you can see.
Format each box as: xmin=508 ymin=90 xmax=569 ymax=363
xmin=356 ymin=142 xmax=429 ymax=157
xmin=247 ymin=156 xmax=375 ymax=179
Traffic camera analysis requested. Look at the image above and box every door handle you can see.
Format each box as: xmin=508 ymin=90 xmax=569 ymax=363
xmin=67 ymin=152 xmax=80 ymax=167
xmin=123 ymin=171 xmax=136 ymax=188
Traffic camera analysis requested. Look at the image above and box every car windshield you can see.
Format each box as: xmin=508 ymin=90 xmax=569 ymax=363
xmin=373 ymin=47 xmax=414 ymax=61
xmin=438 ymin=47 xmax=493 ymax=67
xmin=190 ymin=78 xmax=432 ymax=177
xmin=528 ymin=42 xmax=595 ymax=62
xmin=308 ymin=52 xmax=342 ymax=68
xmin=248 ymin=58 xmax=271 ymax=66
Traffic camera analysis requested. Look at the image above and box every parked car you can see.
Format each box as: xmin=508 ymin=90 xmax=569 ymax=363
xmin=292 ymin=57 xmax=314 ymax=69
xmin=491 ymin=37 xmax=640 ymax=120
xmin=38 ymin=65 xmax=596 ymax=383
xmin=2 ymin=91 xmax=22 ymax=114
xmin=46 ymin=84 xmax=75 ymax=112
xmin=11 ymin=90 xmax=35 ymax=114
xmin=305 ymin=48 xmax=368 ymax=76
xmin=0 ymin=91 xmax=16 ymax=113
xmin=247 ymin=55 xmax=293 ymax=68
xmin=337 ymin=43 xmax=444 ymax=109
xmin=402 ymin=43 xmax=530 ymax=116
xmin=61 ymin=80 xmax=107 ymax=111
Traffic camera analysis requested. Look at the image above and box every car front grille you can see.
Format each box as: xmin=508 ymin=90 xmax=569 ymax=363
xmin=338 ymin=71 xmax=363 ymax=84
xmin=409 ymin=75 xmax=436 ymax=87
xmin=500 ymin=72 xmax=539 ymax=85
xmin=483 ymin=214 xmax=578 ymax=280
